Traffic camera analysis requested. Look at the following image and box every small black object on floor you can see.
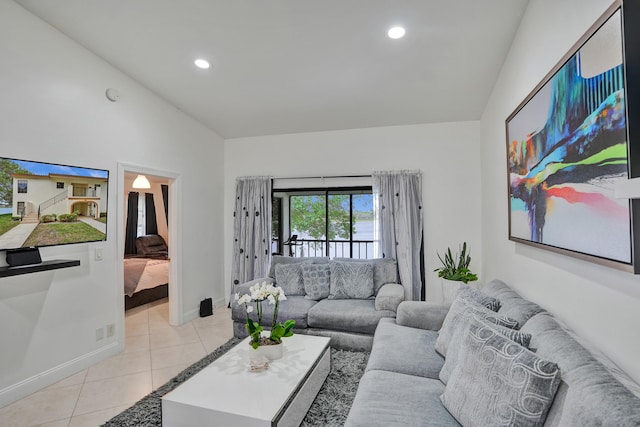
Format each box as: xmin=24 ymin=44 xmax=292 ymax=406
xmin=199 ymin=297 xmax=213 ymax=317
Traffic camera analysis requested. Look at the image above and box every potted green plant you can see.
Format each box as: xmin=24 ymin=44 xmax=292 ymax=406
xmin=235 ymin=281 xmax=296 ymax=361
xmin=434 ymin=242 xmax=478 ymax=304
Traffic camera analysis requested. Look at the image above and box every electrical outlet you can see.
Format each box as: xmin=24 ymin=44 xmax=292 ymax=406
xmin=106 ymin=323 xmax=115 ymax=337
xmin=96 ymin=327 xmax=104 ymax=341
xmin=95 ymin=248 xmax=103 ymax=261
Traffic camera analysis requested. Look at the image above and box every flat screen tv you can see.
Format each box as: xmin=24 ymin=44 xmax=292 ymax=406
xmin=0 ymin=157 xmax=108 ymax=251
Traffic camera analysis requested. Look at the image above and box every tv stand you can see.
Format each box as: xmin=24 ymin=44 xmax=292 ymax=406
xmin=0 ymin=259 xmax=81 ymax=278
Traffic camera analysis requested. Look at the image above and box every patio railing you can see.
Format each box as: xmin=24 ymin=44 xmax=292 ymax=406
xmin=289 ymin=239 xmax=374 ymax=259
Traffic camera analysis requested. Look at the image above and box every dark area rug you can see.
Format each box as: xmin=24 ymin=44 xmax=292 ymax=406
xmin=102 ymin=337 xmax=369 ymax=427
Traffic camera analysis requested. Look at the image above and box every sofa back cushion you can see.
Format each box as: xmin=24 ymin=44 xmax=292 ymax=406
xmin=275 ymin=262 xmax=307 ymax=296
xmin=521 ymin=312 xmax=640 ymax=426
xmin=328 ymin=260 xmax=374 ymax=299
xmin=301 ymin=263 xmax=331 ymax=300
xmin=268 ymin=255 xmax=329 ymax=279
xmin=482 ymin=279 xmax=546 ymax=327
xmin=333 ymin=257 xmax=398 ymax=294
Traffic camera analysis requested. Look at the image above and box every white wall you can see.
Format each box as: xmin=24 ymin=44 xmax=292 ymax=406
xmin=0 ymin=1 xmax=225 ymax=406
xmin=480 ymin=0 xmax=640 ymax=383
xmin=224 ymin=121 xmax=483 ymax=303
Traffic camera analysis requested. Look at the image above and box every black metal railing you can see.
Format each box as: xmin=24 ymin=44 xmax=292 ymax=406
xmin=289 ymin=239 xmax=374 ymax=259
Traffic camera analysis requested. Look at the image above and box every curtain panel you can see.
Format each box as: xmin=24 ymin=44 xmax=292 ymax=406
xmin=124 ymin=192 xmax=139 ymax=255
xmin=373 ymin=171 xmax=424 ymax=301
xmin=145 ymin=192 xmax=158 ymax=236
xmin=231 ymin=177 xmax=272 ymax=296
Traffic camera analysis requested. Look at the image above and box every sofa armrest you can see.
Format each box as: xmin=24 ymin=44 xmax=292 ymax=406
xmin=233 ymin=277 xmax=275 ymax=297
xmin=396 ymin=301 xmax=450 ymax=331
xmin=375 ymin=283 xmax=405 ymax=312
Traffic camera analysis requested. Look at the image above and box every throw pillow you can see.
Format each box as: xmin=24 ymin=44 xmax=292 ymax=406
xmin=274 ymin=263 xmax=306 ymax=296
xmin=301 ymin=263 xmax=331 ymax=300
xmin=328 ymin=260 xmax=374 ymax=299
xmin=457 ymin=286 xmax=501 ymax=312
xmin=439 ymin=312 xmax=532 ymax=384
xmin=441 ymin=316 xmax=561 ymax=427
xmin=435 ymin=294 xmax=519 ymax=357
xmin=333 ymin=258 xmax=398 ymax=294
xmin=268 ymin=255 xmax=329 ymax=279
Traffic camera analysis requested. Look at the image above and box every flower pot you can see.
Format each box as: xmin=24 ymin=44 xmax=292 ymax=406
xmin=249 ymin=342 xmax=283 ymax=361
xmin=440 ymin=278 xmax=479 ymax=305
xmin=440 ymin=278 xmax=470 ymax=305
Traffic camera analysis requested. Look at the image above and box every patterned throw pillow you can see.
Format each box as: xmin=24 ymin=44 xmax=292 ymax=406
xmin=301 ymin=263 xmax=331 ymax=300
xmin=435 ymin=294 xmax=519 ymax=357
xmin=441 ymin=316 xmax=561 ymax=427
xmin=328 ymin=261 xmax=374 ymax=299
xmin=268 ymin=255 xmax=329 ymax=279
xmin=333 ymin=258 xmax=398 ymax=294
xmin=439 ymin=312 xmax=532 ymax=384
xmin=457 ymin=286 xmax=501 ymax=312
xmin=274 ymin=262 xmax=306 ymax=296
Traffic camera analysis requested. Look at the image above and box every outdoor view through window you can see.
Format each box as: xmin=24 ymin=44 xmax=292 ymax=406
xmin=273 ymin=189 xmax=374 ymax=259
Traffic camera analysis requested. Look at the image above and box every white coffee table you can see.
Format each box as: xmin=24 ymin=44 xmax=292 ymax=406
xmin=162 ymin=334 xmax=331 ymax=427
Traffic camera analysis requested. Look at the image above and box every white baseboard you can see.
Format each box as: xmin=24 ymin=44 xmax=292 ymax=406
xmin=0 ymin=342 xmax=120 ymax=409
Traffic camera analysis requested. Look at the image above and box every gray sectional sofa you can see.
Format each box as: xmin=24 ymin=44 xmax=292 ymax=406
xmin=345 ymin=279 xmax=640 ymax=426
xmin=231 ymin=255 xmax=405 ymax=351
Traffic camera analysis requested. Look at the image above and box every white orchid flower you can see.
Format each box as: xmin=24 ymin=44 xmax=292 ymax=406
xmin=234 ymin=293 xmax=240 ymax=301
xmin=246 ymin=305 xmax=254 ymax=313
xmin=237 ymin=294 xmax=252 ymax=305
xmin=267 ymin=294 xmax=276 ymax=305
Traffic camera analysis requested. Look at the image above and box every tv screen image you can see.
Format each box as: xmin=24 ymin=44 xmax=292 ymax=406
xmin=0 ymin=157 xmax=108 ymax=251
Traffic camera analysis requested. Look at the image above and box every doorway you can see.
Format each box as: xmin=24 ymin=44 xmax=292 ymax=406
xmin=117 ymin=162 xmax=182 ymax=336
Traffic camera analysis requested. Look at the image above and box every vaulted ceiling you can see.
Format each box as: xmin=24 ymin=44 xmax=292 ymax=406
xmin=15 ymin=0 xmax=529 ymax=138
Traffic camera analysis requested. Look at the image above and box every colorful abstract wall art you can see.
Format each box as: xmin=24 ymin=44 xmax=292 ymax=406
xmin=506 ymin=5 xmax=632 ymax=267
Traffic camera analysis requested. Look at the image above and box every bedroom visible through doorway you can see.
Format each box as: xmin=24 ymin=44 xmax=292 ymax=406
xmin=117 ymin=162 xmax=182 ymax=351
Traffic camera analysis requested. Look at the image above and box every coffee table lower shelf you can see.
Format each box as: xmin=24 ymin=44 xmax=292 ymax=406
xmin=162 ymin=334 xmax=331 ymax=427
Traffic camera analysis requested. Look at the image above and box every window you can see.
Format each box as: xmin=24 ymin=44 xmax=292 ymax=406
xmin=277 ymin=187 xmax=374 ymax=259
xmin=17 ymin=180 xmax=27 ymax=194
xmin=136 ymin=195 xmax=146 ymax=237
xmin=56 ymin=182 xmax=64 ymax=189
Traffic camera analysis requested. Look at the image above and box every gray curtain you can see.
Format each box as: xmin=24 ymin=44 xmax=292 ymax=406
xmin=373 ymin=171 xmax=424 ymax=301
xmin=231 ymin=176 xmax=272 ymax=296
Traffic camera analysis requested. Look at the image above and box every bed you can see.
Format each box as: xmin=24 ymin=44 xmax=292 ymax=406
xmin=124 ymin=235 xmax=170 ymax=310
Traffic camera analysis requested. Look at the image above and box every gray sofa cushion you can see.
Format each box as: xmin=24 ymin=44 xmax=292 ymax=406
xmin=301 ymin=263 xmax=331 ymax=300
xmin=267 ymin=255 xmax=329 ymax=279
xmin=482 ymin=279 xmax=545 ymax=327
xmin=231 ymin=295 xmax=317 ymax=329
xmin=275 ymin=262 xmax=306 ymax=296
xmin=521 ymin=312 xmax=640 ymax=426
xmin=329 ymin=261 xmax=374 ymax=299
xmin=345 ymin=370 xmax=460 ymax=427
xmin=366 ymin=319 xmax=444 ymax=379
xmin=441 ymin=315 xmax=561 ymax=427
xmin=307 ymin=299 xmax=394 ymax=335
xmin=333 ymin=257 xmax=398 ymax=294
xmin=374 ymin=283 xmax=404 ymax=312
xmin=458 ymin=285 xmax=501 ymax=311
xmin=396 ymin=301 xmax=450 ymax=331
xmin=439 ymin=312 xmax=532 ymax=385
xmin=435 ymin=294 xmax=518 ymax=357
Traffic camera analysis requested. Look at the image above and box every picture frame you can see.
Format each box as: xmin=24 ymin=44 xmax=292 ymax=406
xmin=505 ymin=0 xmax=637 ymax=272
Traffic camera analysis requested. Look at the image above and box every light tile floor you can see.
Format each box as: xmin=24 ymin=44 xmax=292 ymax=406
xmin=0 ymin=299 xmax=233 ymax=427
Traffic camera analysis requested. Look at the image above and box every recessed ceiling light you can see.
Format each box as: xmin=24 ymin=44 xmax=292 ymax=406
xmin=388 ymin=26 xmax=406 ymax=39
xmin=194 ymin=58 xmax=210 ymax=69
